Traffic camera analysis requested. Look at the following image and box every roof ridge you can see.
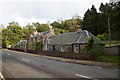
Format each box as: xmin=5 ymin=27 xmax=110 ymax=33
xmin=85 ymin=30 xmax=90 ymax=38
xmin=77 ymin=31 xmax=84 ymax=43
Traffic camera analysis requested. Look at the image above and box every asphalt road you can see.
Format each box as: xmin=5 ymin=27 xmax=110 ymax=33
xmin=1 ymin=49 xmax=119 ymax=79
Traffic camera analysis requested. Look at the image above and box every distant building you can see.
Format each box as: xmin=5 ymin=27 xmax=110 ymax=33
xmin=47 ymin=29 xmax=105 ymax=53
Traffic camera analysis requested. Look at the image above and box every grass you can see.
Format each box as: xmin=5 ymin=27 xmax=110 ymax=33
xmin=98 ymin=54 xmax=119 ymax=63
xmin=104 ymin=40 xmax=120 ymax=47
xmin=105 ymin=44 xmax=120 ymax=47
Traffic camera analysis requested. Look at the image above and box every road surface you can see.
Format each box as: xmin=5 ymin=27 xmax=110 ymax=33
xmin=1 ymin=49 xmax=119 ymax=79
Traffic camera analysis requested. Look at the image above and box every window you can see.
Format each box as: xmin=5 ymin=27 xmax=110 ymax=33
xmin=74 ymin=45 xmax=79 ymax=53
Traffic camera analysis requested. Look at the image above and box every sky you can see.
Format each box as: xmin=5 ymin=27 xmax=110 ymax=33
xmin=0 ymin=0 xmax=109 ymax=27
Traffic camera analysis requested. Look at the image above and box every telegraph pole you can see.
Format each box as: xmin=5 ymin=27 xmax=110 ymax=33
xmin=108 ymin=17 xmax=111 ymax=47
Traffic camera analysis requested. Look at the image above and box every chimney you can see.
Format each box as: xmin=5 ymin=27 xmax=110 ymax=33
xmin=48 ymin=26 xmax=54 ymax=34
xmin=34 ymin=30 xmax=38 ymax=35
xmin=77 ymin=27 xmax=82 ymax=32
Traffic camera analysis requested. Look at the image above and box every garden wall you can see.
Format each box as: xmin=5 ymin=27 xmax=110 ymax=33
xmin=104 ymin=46 xmax=120 ymax=54
xmin=8 ymin=48 xmax=91 ymax=60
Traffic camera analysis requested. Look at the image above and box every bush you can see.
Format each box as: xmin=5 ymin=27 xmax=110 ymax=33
xmin=33 ymin=42 xmax=43 ymax=51
xmin=102 ymin=33 xmax=109 ymax=41
xmin=97 ymin=34 xmax=105 ymax=41
xmin=90 ymin=44 xmax=104 ymax=60
xmin=85 ymin=36 xmax=94 ymax=52
xmin=85 ymin=36 xmax=104 ymax=60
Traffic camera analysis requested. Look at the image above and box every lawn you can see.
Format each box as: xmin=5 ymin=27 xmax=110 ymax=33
xmin=104 ymin=41 xmax=120 ymax=47
xmin=98 ymin=54 xmax=119 ymax=63
xmin=105 ymin=44 xmax=120 ymax=47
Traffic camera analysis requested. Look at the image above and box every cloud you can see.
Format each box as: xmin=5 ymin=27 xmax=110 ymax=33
xmin=0 ymin=0 xmax=109 ymax=27
xmin=9 ymin=14 xmax=47 ymax=27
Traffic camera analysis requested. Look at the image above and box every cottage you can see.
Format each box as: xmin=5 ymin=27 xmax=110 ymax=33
xmin=10 ymin=26 xmax=55 ymax=51
xmin=29 ymin=26 xmax=55 ymax=50
xmin=15 ymin=40 xmax=27 ymax=50
xmin=10 ymin=26 xmax=104 ymax=53
xmin=47 ymin=29 xmax=105 ymax=53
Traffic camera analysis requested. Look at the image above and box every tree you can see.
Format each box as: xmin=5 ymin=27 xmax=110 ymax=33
xmin=54 ymin=28 xmax=68 ymax=34
xmin=2 ymin=23 xmax=23 ymax=48
xmin=33 ymin=22 xmax=49 ymax=32
xmin=22 ymin=24 xmax=35 ymax=51
xmin=99 ymin=3 xmax=111 ymax=14
xmin=99 ymin=2 xmax=120 ymax=40
xmin=65 ymin=18 xmax=82 ymax=32
xmin=51 ymin=16 xmax=82 ymax=32
xmin=99 ymin=3 xmax=111 ymax=34
xmin=50 ymin=21 xmax=61 ymax=28
xmin=9 ymin=21 xmax=19 ymax=26
xmin=110 ymin=1 xmax=120 ymax=40
xmin=82 ymin=5 xmax=98 ymax=35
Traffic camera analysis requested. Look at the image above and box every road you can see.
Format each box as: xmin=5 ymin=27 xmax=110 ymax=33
xmin=1 ymin=49 xmax=119 ymax=79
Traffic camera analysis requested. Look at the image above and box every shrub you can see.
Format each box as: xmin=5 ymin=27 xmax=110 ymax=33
xmin=90 ymin=44 xmax=104 ymax=60
xmin=85 ymin=36 xmax=94 ymax=52
xmin=85 ymin=36 xmax=104 ymax=60
xmin=29 ymin=42 xmax=34 ymax=50
xmin=33 ymin=42 xmax=43 ymax=51
xmin=97 ymin=34 xmax=105 ymax=41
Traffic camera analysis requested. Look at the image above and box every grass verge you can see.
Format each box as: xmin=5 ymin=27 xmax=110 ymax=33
xmin=98 ymin=54 xmax=119 ymax=63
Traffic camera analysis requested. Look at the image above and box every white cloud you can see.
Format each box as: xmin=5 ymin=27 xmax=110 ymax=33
xmin=9 ymin=14 xmax=47 ymax=27
xmin=0 ymin=0 xmax=109 ymax=27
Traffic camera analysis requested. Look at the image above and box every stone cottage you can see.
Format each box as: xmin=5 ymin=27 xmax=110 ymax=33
xmin=29 ymin=26 xmax=55 ymax=50
xmin=47 ymin=29 xmax=105 ymax=53
xmin=10 ymin=26 xmax=55 ymax=51
xmin=16 ymin=40 xmax=27 ymax=50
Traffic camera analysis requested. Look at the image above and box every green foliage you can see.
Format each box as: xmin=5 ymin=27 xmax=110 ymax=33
xmin=102 ymin=33 xmax=109 ymax=40
xmin=99 ymin=3 xmax=111 ymax=14
xmin=86 ymin=36 xmax=104 ymax=60
xmin=98 ymin=54 xmax=119 ymax=63
xmin=90 ymin=44 xmax=104 ymax=60
xmin=51 ymin=21 xmax=61 ymax=28
xmin=97 ymin=34 xmax=105 ymax=41
xmin=64 ymin=19 xmax=82 ymax=32
xmin=2 ymin=23 xmax=23 ymax=48
xmin=9 ymin=21 xmax=19 ymax=26
xmin=51 ymin=17 xmax=82 ymax=32
xmin=82 ymin=5 xmax=98 ymax=35
xmin=83 ymin=2 xmax=120 ymax=40
xmin=33 ymin=22 xmax=49 ymax=32
xmin=4 ymin=41 xmax=10 ymax=48
xmin=86 ymin=36 xmax=94 ymax=51
xmin=33 ymin=42 xmax=43 ymax=51
xmin=110 ymin=2 xmax=120 ymax=40
xmin=22 ymin=25 xmax=35 ymax=40
xmin=105 ymin=41 xmax=120 ymax=47
xmin=54 ymin=28 xmax=69 ymax=34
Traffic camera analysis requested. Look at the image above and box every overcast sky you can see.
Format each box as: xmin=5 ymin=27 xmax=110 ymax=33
xmin=0 ymin=0 xmax=109 ymax=27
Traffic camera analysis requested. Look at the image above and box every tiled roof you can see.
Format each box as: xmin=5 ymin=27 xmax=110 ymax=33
xmin=16 ymin=40 xmax=27 ymax=45
xmin=49 ymin=30 xmax=104 ymax=45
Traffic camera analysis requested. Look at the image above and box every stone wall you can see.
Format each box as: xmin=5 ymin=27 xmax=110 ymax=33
xmin=104 ymin=46 xmax=119 ymax=54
